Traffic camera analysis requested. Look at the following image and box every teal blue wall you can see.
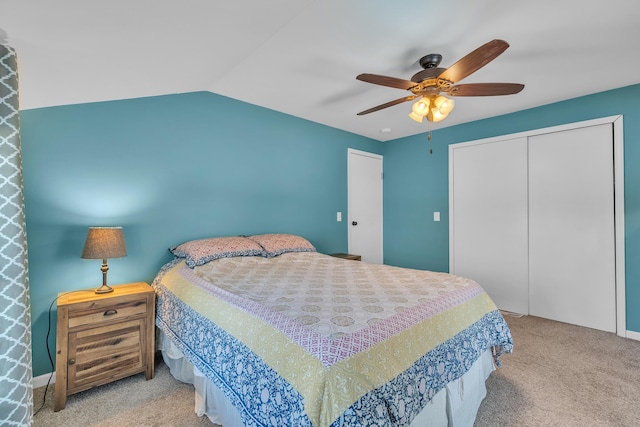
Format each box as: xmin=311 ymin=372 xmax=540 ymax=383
xmin=20 ymin=91 xmax=381 ymax=376
xmin=21 ymin=85 xmax=640 ymax=376
xmin=383 ymin=84 xmax=640 ymax=332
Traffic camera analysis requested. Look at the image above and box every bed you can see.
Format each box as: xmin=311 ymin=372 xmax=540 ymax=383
xmin=152 ymin=234 xmax=512 ymax=427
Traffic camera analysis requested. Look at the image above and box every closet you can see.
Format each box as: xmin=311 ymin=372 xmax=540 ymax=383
xmin=449 ymin=116 xmax=625 ymax=334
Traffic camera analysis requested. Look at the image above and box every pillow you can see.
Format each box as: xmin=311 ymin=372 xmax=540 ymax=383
xmin=169 ymin=236 xmax=265 ymax=268
xmin=248 ymin=233 xmax=316 ymax=258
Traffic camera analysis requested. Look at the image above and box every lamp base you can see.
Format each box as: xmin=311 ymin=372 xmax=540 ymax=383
xmin=94 ymin=284 xmax=114 ymax=294
xmin=95 ymin=260 xmax=114 ymax=294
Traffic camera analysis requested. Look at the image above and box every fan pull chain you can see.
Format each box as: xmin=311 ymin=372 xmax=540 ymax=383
xmin=428 ymin=122 xmax=433 ymax=154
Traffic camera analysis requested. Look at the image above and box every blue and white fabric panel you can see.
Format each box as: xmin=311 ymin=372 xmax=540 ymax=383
xmin=0 ymin=44 xmax=33 ymax=427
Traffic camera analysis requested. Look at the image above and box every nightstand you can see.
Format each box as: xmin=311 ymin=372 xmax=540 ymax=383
xmin=54 ymin=282 xmax=155 ymax=411
xmin=330 ymin=253 xmax=362 ymax=261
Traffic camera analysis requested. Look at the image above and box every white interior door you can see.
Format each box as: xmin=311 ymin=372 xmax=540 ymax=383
xmin=348 ymin=149 xmax=383 ymax=264
xmin=528 ymin=124 xmax=616 ymax=332
xmin=450 ymin=137 xmax=529 ymax=314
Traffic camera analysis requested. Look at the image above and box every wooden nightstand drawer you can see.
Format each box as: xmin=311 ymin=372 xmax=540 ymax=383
xmin=55 ymin=282 xmax=155 ymax=411
xmin=68 ymin=319 xmax=145 ymax=391
xmin=68 ymin=297 xmax=148 ymax=329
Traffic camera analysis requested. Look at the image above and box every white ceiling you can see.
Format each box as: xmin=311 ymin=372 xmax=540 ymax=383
xmin=2 ymin=0 xmax=639 ymax=141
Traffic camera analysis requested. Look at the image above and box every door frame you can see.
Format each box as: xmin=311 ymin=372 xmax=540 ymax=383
xmin=449 ymin=115 xmax=626 ymax=336
xmin=347 ymin=148 xmax=383 ymax=263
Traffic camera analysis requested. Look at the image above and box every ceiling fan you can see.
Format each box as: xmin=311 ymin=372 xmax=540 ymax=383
xmin=356 ymin=39 xmax=524 ymax=124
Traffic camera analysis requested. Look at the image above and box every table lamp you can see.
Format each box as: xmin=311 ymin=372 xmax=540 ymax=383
xmin=81 ymin=226 xmax=127 ymax=294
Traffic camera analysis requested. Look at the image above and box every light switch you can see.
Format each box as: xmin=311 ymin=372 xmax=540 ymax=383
xmin=434 ymin=212 xmax=440 ymax=222
xmin=337 ymin=212 xmax=342 ymax=222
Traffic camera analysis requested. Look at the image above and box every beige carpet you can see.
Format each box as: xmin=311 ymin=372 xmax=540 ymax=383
xmin=33 ymin=357 xmax=214 ymax=427
xmin=475 ymin=314 xmax=640 ymax=427
xmin=33 ymin=315 xmax=640 ymax=426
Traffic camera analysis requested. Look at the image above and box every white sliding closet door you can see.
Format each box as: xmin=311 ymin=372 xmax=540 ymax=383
xmin=450 ymin=138 xmax=529 ymax=314
xmin=528 ymin=124 xmax=616 ymax=332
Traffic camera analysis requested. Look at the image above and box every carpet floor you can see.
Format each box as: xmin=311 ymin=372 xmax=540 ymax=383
xmin=33 ymin=314 xmax=640 ymax=426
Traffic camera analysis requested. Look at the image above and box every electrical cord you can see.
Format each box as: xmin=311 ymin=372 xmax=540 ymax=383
xmin=33 ymin=289 xmax=91 ymax=417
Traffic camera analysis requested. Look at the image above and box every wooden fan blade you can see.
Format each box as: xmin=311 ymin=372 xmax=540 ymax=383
xmin=357 ymin=95 xmax=417 ymax=115
xmin=356 ymin=73 xmax=417 ymax=90
xmin=437 ymin=39 xmax=509 ymax=84
xmin=447 ymin=83 xmax=525 ymax=96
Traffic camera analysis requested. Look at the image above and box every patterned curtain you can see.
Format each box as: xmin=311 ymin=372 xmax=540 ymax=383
xmin=0 ymin=45 xmax=33 ymax=426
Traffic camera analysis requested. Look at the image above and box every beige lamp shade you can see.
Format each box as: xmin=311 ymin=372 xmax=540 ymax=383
xmin=82 ymin=227 xmax=127 ymax=293
xmin=81 ymin=227 xmax=127 ymax=259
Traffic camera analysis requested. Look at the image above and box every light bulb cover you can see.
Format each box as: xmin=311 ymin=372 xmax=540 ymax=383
xmin=428 ymin=109 xmax=448 ymax=122
xmin=434 ymin=95 xmax=455 ymax=115
xmin=409 ymin=111 xmax=424 ymax=123
xmin=412 ymin=98 xmax=430 ymax=115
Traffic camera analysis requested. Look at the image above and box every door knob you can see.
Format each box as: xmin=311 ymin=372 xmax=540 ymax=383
xmin=352 ymin=221 xmax=358 ymax=226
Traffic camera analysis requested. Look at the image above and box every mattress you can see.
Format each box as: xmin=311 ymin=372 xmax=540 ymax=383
xmin=152 ymin=250 xmax=512 ymax=427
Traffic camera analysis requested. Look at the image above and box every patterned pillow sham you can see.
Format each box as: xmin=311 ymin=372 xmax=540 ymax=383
xmin=247 ymin=233 xmax=316 ymax=258
xmin=170 ymin=236 xmax=265 ymax=268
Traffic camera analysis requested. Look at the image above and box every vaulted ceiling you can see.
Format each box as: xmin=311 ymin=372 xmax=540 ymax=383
xmin=2 ymin=0 xmax=639 ymax=141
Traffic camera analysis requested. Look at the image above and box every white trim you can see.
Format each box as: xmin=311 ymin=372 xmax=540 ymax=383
xmin=347 ymin=148 xmax=383 ymax=159
xmin=449 ymin=115 xmax=626 ymax=335
xmin=612 ymin=116 xmax=626 ymax=337
xmin=451 ymin=115 xmax=623 ymax=148
xmin=33 ymin=371 xmax=55 ymax=389
xmin=626 ymin=330 xmax=640 ymax=341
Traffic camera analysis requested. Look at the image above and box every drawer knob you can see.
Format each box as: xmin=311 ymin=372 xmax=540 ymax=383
xmin=69 ymin=358 xmax=76 ymax=365
xmin=103 ymin=309 xmax=118 ymax=316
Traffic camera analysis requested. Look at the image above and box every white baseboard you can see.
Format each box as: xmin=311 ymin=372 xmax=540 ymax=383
xmin=626 ymin=330 xmax=640 ymax=341
xmin=33 ymin=371 xmax=55 ymax=389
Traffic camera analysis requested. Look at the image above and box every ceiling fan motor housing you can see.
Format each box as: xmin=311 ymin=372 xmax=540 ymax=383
xmin=411 ymin=54 xmax=445 ymax=83
xmin=411 ymin=67 xmax=446 ymax=83
xmin=419 ymin=53 xmax=442 ymax=69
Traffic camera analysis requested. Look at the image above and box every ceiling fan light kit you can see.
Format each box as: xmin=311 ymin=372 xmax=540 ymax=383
xmin=409 ymin=95 xmax=455 ymax=123
xmin=356 ymin=39 xmax=524 ymax=128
